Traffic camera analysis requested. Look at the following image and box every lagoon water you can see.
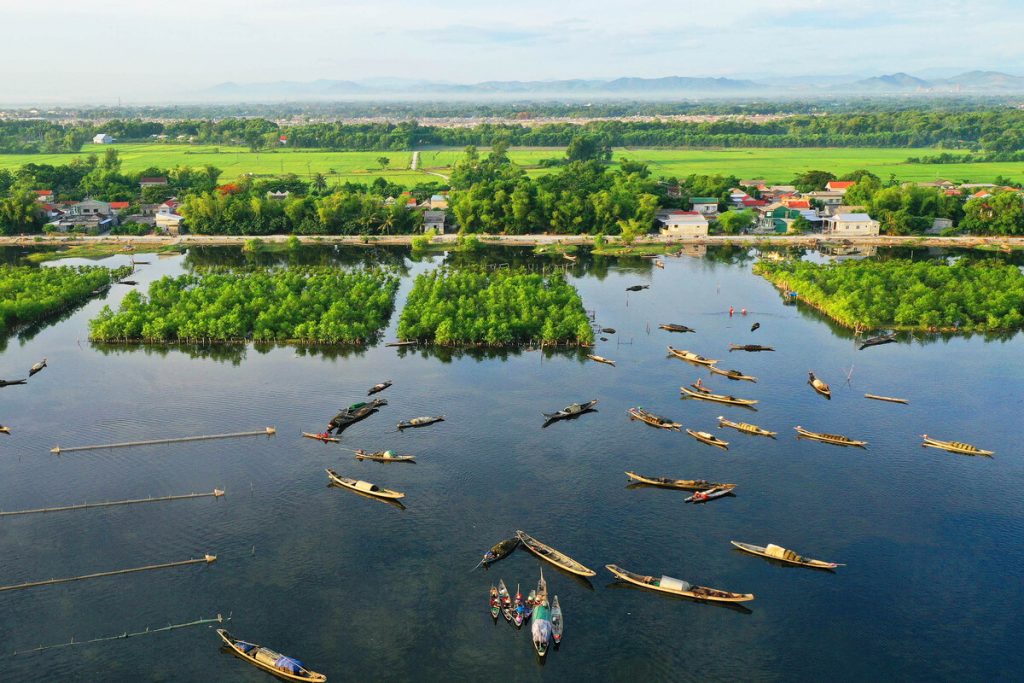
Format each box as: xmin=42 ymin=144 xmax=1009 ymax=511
xmin=0 ymin=245 xmax=1021 ymax=681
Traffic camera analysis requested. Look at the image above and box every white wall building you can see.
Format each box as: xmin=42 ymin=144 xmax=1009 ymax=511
xmin=659 ymin=212 xmax=709 ymax=238
xmin=823 ymin=213 xmax=880 ymax=236
xmin=93 ymin=133 xmax=113 ymax=144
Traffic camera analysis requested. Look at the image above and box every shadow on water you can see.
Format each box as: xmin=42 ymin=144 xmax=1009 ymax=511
xmin=604 ymin=582 xmax=754 ymax=615
xmin=541 ymin=409 xmax=599 ymax=429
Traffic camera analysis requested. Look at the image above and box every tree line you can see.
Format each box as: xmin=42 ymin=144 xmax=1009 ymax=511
xmin=5 ymin=108 xmax=1024 ymax=153
xmin=88 ymin=268 xmax=399 ymax=344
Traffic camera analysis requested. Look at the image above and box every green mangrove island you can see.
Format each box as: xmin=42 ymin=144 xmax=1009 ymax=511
xmin=755 ymin=258 xmax=1024 ymax=331
xmin=1 ymin=265 xmax=128 ymax=334
xmin=88 ymin=268 xmax=399 ymax=343
xmin=397 ymin=268 xmax=593 ymax=346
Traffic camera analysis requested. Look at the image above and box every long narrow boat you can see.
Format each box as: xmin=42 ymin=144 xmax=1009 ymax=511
xmin=498 ymin=579 xmax=514 ymax=622
xmin=396 ymin=415 xmax=444 ymax=430
xmin=551 ymin=595 xmax=563 ymax=644
xmin=354 ymin=449 xmax=416 ymax=463
xmin=667 ymin=346 xmax=718 ymax=366
xmin=730 ymin=541 xmax=843 ymax=570
xmin=659 ymin=323 xmax=695 ymax=333
xmin=921 ymin=435 xmax=993 ymax=457
xmin=514 ymin=585 xmax=526 ymax=628
xmin=515 ymin=530 xmax=596 ymax=577
xmin=859 ymin=333 xmax=897 ymax=350
xmin=532 ymin=570 xmax=552 ymax=657
xmin=807 ymin=372 xmax=831 ymax=399
xmin=325 ymin=469 xmax=405 ymax=499
xmin=489 ymin=585 xmax=500 ymax=619
xmin=628 ymin=407 xmax=682 ymax=430
xmin=717 ymin=416 xmax=776 ymax=438
xmin=586 ymin=354 xmax=616 ymax=366
xmin=709 ymin=366 xmax=757 ymax=382
xmin=543 ymin=399 xmax=599 ymax=420
xmin=686 ymin=429 xmax=729 ymax=450
xmin=684 ymin=486 xmax=735 ymax=503
xmin=794 ymin=426 xmax=867 ymax=448
xmin=481 ymin=537 xmax=519 ymax=566
xmin=605 ymin=564 xmax=753 ymax=603
xmin=864 ymin=394 xmax=908 ymax=404
xmin=217 ymin=629 xmax=326 ymax=683
xmin=367 ymin=380 xmax=392 ymax=396
xmin=728 ymin=344 xmax=774 ymax=352
xmin=625 ymin=471 xmax=732 ymax=491
xmin=680 ymin=386 xmax=758 ymax=406
xmin=302 ymin=432 xmax=340 ymax=443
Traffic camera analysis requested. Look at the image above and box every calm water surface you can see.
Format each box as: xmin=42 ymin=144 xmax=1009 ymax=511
xmin=0 ymin=246 xmax=1021 ymax=681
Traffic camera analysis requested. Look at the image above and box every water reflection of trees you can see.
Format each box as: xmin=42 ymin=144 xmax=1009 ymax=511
xmin=182 ymin=245 xmax=411 ymax=273
xmin=91 ymin=341 xmax=249 ymax=365
xmin=395 ymin=344 xmax=587 ymax=365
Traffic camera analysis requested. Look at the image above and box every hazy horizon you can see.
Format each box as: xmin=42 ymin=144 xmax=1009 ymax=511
xmin=2 ymin=0 xmax=1023 ymax=104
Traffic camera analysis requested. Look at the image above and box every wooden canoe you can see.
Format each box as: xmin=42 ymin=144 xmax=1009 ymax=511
xmin=728 ymin=344 xmax=774 ymax=352
xmin=731 ymin=541 xmax=843 ymax=570
xmin=680 ymin=386 xmax=758 ymax=406
xmin=684 ymin=486 xmax=735 ymax=503
xmin=498 ymin=579 xmax=514 ymax=622
xmin=515 ymin=530 xmax=596 ymax=577
xmin=667 ymin=346 xmax=718 ymax=366
xmin=396 ymin=415 xmax=444 ymax=430
xmin=482 ymin=537 xmax=519 ymax=566
xmin=325 ymin=469 xmax=405 ymax=499
xmin=625 ymin=471 xmax=733 ymax=491
xmin=807 ymin=372 xmax=831 ymax=399
xmin=794 ymin=426 xmax=867 ymax=448
xmin=354 ymin=449 xmax=415 ymax=463
xmin=217 ymin=629 xmax=326 ymax=683
xmin=367 ymin=381 xmax=392 ymax=395
xmin=686 ymin=429 xmax=729 ymax=449
xmin=628 ymin=407 xmax=682 ymax=430
xmin=605 ymin=564 xmax=753 ymax=603
xmin=302 ymin=432 xmax=340 ymax=443
xmin=551 ymin=595 xmax=563 ymax=644
xmin=709 ymin=366 xmax=757 ymax=382
xmin=586 ymin=354 xmax=616 ymax=366
xmin=864 ymin=394 xmax=908 ymax=404
xmin=717 ymin=417 xmax=776 ymax=438
xmin=921 ymin=435 xmax=993 ymax=457
xmin=659 ymin=323 xmax=695 ymax=333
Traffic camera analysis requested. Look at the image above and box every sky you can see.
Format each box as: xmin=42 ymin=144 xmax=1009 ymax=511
xmin=1 ymin=0 xmax=1022 ymax=103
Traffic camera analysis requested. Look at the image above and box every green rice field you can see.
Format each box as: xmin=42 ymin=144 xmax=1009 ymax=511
xmin=1 ymin=143 xmax=1021 ymax=186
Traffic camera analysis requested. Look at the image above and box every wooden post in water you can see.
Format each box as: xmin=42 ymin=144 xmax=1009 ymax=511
xmin=0 ymin=490 xmax=224 ymax=517
xmin=51 ymin=428 xmax=275 ymax=454
xmin=0 ymin=555 xmax=217 ymax=593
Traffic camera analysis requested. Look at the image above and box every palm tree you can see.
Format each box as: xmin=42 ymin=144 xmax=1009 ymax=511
xmin=312 ymin=173 xmax=328 ymax=194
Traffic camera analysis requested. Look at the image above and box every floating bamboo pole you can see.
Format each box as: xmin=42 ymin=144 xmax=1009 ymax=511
xmin=0 ymin=554 xmax=216 ymax=593
xmin=12 ymin=613 xmax=229 ymax=656
xmin=0 ymin=489 xmax=224 ymax=517
xmin=864 ymin=394 xmax=909 ymax=404
xmin=51 ymin=428 xmax=275 ymax=454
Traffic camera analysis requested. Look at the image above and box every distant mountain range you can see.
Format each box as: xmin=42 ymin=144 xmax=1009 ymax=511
xmin=201 ymin=71 xmax=1024 ymax=101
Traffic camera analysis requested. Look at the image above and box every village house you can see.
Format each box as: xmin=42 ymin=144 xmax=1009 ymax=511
xmin=69 ymin=198 xmax=112 ymax=216
xmin=823 ymin=212 xmax=880 ymax=236
xmin=153 ymin=198 xmax=184 ymax=235
xmin=34 ymin=189 xmax=54 ymax=202
xmin=427 ymin=193 xmax=449 ymax=210
xmin=92 ymin=133 xmax=113 ymax=144
xmin=689 ymin=197 xmax=719 ymax=216
xmin=139 ymin=176 xmax=168 ymax=188
xmin=657 ymin=210 xmax=709 ymax=237
xmin=825 ymin=180 xmax=855 ymax=193
xmin=266 ymin=190 xmax=290 ymax=200
xmin=422 ymin=210 xmax=447 ymax=233
xmin=804 ymin=190 xmax=846 ymax=215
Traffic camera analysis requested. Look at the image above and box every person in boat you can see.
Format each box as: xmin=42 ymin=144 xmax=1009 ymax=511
xmin=695 ymin=377 xmax=704 ymax=391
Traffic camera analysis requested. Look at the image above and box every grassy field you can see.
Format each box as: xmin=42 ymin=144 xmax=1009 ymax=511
xmin=1 ymin=143 xmax=1021 ymax=186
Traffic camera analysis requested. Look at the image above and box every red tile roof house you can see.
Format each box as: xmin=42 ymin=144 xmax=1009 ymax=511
xmin=825 ymin=181 xmax=856 ymax=192
xmin=34 ymin=189 xmax=54 ymax=202
xmin=109 ymin=201 xmax=130 ymax=212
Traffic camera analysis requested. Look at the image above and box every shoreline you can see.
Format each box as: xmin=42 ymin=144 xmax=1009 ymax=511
xmin=2 ymin=233 xmax=1022 ymax=250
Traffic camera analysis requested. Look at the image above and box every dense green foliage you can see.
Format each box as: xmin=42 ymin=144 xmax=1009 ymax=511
xmin=89 ymin=268 xmax=399 ymax=343
xmin=397 ymin=268 xmax=593 ymax=345
xmin=6 ymin=108 xmax=1024 ymax=153
xmin=0 ymin=265 xmax=125 ymax=333
xmin=448 ymin=146 xmax=659 ymax=234
xmin=755 ymin=258 xmax=1024 ymax=331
